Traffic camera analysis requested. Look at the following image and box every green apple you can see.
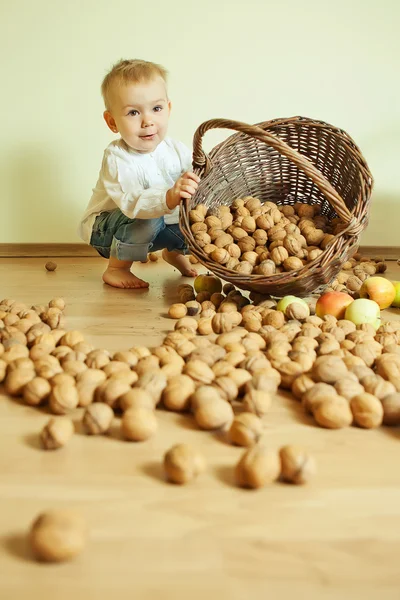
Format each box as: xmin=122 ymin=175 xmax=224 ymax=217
xmin=344 ymin=298 xmax=381 ymax=329
xmin=391 ymin=281 xmax=400 ymax=308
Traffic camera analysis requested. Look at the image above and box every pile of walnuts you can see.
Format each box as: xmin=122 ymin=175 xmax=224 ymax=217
xmin=188 ymin=197 xmax=387 ymax=292
xmin=2 ymin=279 xmax=400 ymax=498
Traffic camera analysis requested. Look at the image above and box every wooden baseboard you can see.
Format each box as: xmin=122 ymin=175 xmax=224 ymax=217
xmin=0 ymin=244 xmax=98 ymax=258
xmin=0 ymin=243 xmax=398 ymax=260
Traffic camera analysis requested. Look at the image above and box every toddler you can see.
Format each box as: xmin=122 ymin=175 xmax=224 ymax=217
xmin=78 ymin=59 xmax=200 ymax=289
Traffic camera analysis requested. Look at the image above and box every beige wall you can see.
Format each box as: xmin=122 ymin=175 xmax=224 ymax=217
xmin=1 ymin=0 xmax=398 ymax=245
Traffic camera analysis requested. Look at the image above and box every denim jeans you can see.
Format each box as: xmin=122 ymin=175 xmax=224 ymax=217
xmin=90 ymin=210 xmax=187 ymax=262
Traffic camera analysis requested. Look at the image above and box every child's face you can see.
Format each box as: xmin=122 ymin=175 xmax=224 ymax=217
xmin=104 ymin=77 xmax=171 ymax=153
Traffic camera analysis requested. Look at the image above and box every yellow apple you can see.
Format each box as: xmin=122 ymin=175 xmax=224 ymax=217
xmin=359 ymin=276 xmax=396 ymax=310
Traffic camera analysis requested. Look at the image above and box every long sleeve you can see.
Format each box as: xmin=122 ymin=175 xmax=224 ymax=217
xmin=102 ymin=151 xmax=173 ymax=220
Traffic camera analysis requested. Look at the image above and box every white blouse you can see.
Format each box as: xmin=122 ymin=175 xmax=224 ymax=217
xmin=78 ymin=137 xmax=192 ymax=243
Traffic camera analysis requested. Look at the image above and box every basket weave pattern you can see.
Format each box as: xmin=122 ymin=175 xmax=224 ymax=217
xmin=180 ymin=117 xmax=373 ymax=297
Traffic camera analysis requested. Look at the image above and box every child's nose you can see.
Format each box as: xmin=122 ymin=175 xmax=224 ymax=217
xmin=142 ymin=114 xmax=153 ymax=127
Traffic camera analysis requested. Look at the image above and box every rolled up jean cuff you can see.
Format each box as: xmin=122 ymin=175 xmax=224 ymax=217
xmin=110 ymin=238 xmax=149 ymax=262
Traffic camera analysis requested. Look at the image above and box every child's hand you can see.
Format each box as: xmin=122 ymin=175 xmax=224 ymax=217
xmin=166 ymin=172 xmax=200 ymax=210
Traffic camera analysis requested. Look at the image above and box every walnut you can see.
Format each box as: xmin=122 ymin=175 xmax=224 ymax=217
xmin=168 ymin=303 xmax=187 ymax=319
xmin=164 ymin=444 xmax=206 ymax=484
xmin=40 ymin=417 xmax=75 ymax=450
xmin=302 ymin=383 xmax=337 ymax=414
xmin=213 ymin=376 xmax=238 ymax=402
xmin=58 ymin=331 xmax=85 ymax=348
xmin=313 ymin=396 xmax=353 ymax=428
xmin=235 ymin=445 xmax=281 ymax=489
xmin=283 ymin=234 xmax=303 ymax=256
xmin=121 ymin=407 xmax=158 ymax=441
xmin=312 ymin=355 xmax=347 ymax=383
xmin=162 ymin=374 xmax=195 ymax=411
xmin=288 ymin=351 xmax=315 ymax=373
xmin=263 ymin=310 xmax=285 ymax=329
xmin=246 ymin=371 xmax=280 ymax=393
xmin=277 ymin=360 xmax=304 ymax=388
xmin=135 ymin=370 xmax=167 ymax=404
xmin=285 ymin=302 xmax=309 ymax=321
xmin=183 ymin=359 xmax=215 ymax=385
xmin=346 ymin=275 xmax=363 ymax=292
xmin=291 ymin=374 xmax=314 ymax=400
xmin=228 ymin=413 xmax=263 ymax=446
xmin=82 ymin=403 xmax=114 ymax=435
xmin=238 ymin=236 xmax=256 ymax=253
xmin=229 ymin=368 xmax=253 ymax=391
xmin=76 ymin=368 xmax=107 ymax=386
xmin=253 ymin=229 xmax=268 ymax=245
xmin=85 ymin=350 xmax=110 ymax=369
xmin=279 ymin=445 xmax=316 ymax=484
xmin=23 ymin=377 xmax=51 ymax=406
xmin=119 ymin=388 xmax=155 ymax=412
xmin=304 ymin=228 xmax=325 ymax=246
xmin=256 ymin=259 xmax=277 ymax=276
xmin=350 ymin=393 xmax=383 ymax=428
xmin=4 ymin=369 xmax=35 ymax=396
xmin=268 ymin=225 xmax=286 ymax=243
xmin=29 ymin=510 xmax=87 ymax=562
xmin=194 ymin=397 xmax=234 ymax=430
xmin=243 ymin=389 xmax=272 ymax=416
xmin=318 ymin=339 xmax=340 ymax=355
xmin=49 ymin=383 xmax=79 ymax=414
xmin=283 ymin=256 xmax=304 ymax=271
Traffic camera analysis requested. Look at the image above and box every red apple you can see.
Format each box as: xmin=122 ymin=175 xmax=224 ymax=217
xmin=316 ymin=291 xmax=354 ymax=319
xmin=359 ymin=276 xmax=396 ymax=309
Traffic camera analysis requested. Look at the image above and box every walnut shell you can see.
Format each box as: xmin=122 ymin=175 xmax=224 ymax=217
xmin=350 ymin=393 xmax=383 ymax=428
xmin=119 ymin=388 xmax=155 ymax=412
xmin=40 ymin=417 xmax=74 ymax=450
xmin=228 ymin=413 xmax=263 ymax=447
xmin=235 ymin=445 xmax=281 ymax=489
xmin=312 ymin=355 xmax=347 ymax=383
xmin=135 ymin=370 xmax=167 ymax=404
xmin=194 ymin=397 xmax=234 ymax=430
xmin=242 ymin=388 xmax=272 ymax=416
xmin=313 ymin=396 xmax=353 ymax=428
xmin=23 ymin=377 xmax=51 ymax=406
xmin=121 ymin=407 xmax=158 ymax=441
xmin=291 ymin=374 xmax=314 ymax=400
xmin=162 ymin=374 xmax=196 ymax=411
xmin=82 ymin=403 xmax=114 ymax=434
xmin=29 ymin=509 xmax=87 ymax=562
xmin=164 ymin=444 xmax=206 ymax=484
xmin=302 ymin=382 xmax=337 ymax=414
xmin=279 ymin=445 xmax=316 ymax=484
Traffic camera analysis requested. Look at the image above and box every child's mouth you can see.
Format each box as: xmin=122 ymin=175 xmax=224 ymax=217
xmin=141 ymin=134 xmax=156 ymax=140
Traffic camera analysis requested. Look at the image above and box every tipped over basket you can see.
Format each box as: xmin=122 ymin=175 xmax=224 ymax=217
xmin=180 ymin=117 xmax=373 ymax=297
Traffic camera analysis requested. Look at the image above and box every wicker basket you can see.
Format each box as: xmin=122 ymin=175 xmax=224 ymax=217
xmin=180 ymin=117 xmax=373 ymax=297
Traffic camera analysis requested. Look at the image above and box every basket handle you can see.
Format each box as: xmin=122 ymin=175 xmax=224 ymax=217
xmin=192 ymin=118 xmax=356 ymax=228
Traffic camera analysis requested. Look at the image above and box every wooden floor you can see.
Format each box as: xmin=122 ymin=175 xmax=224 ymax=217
xmin=1 ymin=256 xmax=400 ymax=600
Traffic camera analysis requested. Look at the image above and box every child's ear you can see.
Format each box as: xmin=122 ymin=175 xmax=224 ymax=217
xmin=103 ymin=111 xmax=118 ymax=133
xmin=167 ymin=101 xmax=172 ymax=115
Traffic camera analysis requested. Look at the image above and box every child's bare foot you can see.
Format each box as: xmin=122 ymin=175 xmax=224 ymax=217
xmin=162 ymin=250 xmax=198 ymax=277
xmin=102 ymin=267 xmax=149 ymax=289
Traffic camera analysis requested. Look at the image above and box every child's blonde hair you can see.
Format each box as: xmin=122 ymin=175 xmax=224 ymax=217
xmin=101 ymin=59 xmax=168 ymax=110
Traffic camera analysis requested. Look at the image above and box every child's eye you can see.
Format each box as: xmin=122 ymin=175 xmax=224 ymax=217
xmin=153 ymin=106 xmax=163 ymax=112
xmin=128 ymin=110 xmax=139 ymax=116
